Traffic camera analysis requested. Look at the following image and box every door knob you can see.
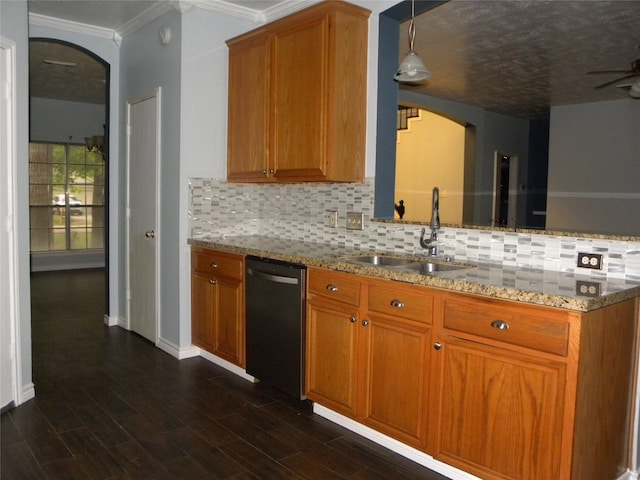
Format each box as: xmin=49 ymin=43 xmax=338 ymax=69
xmin=145 ymin=230 xmax=155 ymax=238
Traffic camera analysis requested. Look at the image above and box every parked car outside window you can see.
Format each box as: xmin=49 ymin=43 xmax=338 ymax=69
xmin=52 ymin=194 xmax=83 ymax=216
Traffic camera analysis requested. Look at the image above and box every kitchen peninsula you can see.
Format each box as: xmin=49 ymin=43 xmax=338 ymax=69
xmin=189 ymin=233 xmax=640 ymax=480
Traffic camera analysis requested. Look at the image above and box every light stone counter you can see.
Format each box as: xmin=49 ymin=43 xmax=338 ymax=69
xmin=189 ymin=235 xmax=640 ymax=312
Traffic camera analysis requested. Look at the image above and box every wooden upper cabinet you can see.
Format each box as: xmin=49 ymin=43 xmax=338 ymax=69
xmin=226 ymin=1 xmax=370 ymax=183
xmin=227 ymin=34 xmax=270 ymax=182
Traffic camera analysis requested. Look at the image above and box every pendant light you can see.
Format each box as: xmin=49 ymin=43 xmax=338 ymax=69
xmin=394 ymin=0 xmax=431 ymax=83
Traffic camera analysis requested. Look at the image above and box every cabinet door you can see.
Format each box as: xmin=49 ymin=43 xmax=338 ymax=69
xmin=361 ymin=314 xmax=431 ymax=449
xmin=191 ymin=271 xmax=214 ymax=352
xmin=434 ymin=337 xmax=565 ymax=480
xmin=272 ymin=16 xmax=327 ymax=180
xmin=213 ymin=276 xmax=244 ymax=367
xmin=227 ymin=35 xmax=270 ymax=182
xmin=306 ymin=297 xmax=359 ymax=417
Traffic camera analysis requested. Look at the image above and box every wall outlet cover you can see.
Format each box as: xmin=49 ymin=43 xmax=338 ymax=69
xmin=346 ymin=212 xmax=363 ymax=230
xmin=577 ymin=252 xmax=603 ymax=270
xmin=576 ymin=280 xmax=601 ymax=297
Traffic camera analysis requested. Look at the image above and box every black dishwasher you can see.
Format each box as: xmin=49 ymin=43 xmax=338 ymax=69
xmin=245 ymin=256 xmax=306 ymax=399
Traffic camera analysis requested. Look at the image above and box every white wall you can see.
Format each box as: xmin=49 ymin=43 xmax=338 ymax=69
xmin=30 ymin=97 xmax=105 ymax=143
xmin=179 ymin=8 xmax=258 ymax=348
xmin=547 ymin=99 xmax=640 ymax=235
xmin=1 ymin=0 xmax=34 ymax=405
xmin=119 ymin=9 xmax=183 ymax=347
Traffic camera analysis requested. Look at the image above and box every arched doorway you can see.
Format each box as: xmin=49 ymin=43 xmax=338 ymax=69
xmin=28 ymin=38 xmax=110 ymax=310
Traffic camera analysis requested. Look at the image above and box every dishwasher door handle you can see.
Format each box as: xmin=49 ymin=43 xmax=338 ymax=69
xmin=247 ymin=267 xmax=299 ymax=285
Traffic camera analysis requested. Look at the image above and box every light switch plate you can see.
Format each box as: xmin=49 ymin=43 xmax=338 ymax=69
xmin=326 ymin=211 xmax=338 ymax=228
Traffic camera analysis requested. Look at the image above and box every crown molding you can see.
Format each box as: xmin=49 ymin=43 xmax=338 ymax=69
xmin=260 ymin=0 xmax=322 ymax=23
xmin=118 ymin=1 xmax=176 ymax=38
xmin=188 ymin=0 xmax=319 ymax=23
xmin=28 ymin=0 xmax=322 ymax=42
xmin=29 ymin=13 xmax=115 ymax=40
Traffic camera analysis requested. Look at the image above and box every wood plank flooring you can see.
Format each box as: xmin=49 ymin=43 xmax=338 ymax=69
xmin=1 ymin=268 xmax=449 ymax=480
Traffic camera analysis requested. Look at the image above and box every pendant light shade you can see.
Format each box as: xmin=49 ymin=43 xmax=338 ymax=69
xmin=395 ymin=51 xmax=431 ymax=82
xmin=394 ymin=0 xmax=431 ymax=83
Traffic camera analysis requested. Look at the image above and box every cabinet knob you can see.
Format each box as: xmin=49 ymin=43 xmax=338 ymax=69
xmin=349 ymin=316 xmax=357 ymax=323
xmin=210 ymin=262 xmax=218 ymax=268
xmin=269 ymin=168 xmax=275 ymax=174
xmin=326 ymin=284 xmax=338 ymax=292
xmin=262 ymin=169 xmax=268 ymax=175
xmin=390 ymin=299 xmax=405 ymax=308
xmin=491 ymin=319 xmax=510 ymax=330
xmin=209 ymin=279 xmax=216 ymax=285
xmin=434 ymin=342 xmax=442 ymax=350
xmin=362 ymin=320 xmax=369 ymax=327
xmin=145 ymin=230 xmax=155 ymax=238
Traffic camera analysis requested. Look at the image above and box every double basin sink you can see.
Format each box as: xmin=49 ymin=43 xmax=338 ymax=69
xmin=340 ymin=254 xmax=473 ymax=275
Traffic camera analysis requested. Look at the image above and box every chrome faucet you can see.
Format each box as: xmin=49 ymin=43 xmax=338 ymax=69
xmin=420 ymin=187 xmax=440 ymax=257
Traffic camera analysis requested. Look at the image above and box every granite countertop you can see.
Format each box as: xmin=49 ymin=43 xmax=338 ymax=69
xmin=189 ymin=235 xmax=640 ymax=312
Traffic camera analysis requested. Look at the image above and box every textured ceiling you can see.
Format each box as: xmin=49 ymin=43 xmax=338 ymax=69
xmin=29 ymin=40 xmax=108 ymax=104
xmin=402 ymin=0 xmax=640 ymax=118
xmin=28 ymin=0 xmax=640 ymax=115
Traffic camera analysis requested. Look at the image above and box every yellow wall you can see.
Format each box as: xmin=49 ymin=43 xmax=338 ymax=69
xmin=395 ymin=110 xmax=465 ymax=223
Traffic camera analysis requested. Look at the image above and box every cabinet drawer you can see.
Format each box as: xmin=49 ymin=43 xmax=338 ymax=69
xmin=308 ymin=268 xmax=361 ymax=306
xmin=443 ymin=296 xmax=569 ymax=356
xmin=368 ymin=284 xmax=433 ymax=324
xmin=191 ymin=248 xmax=244 ymax=279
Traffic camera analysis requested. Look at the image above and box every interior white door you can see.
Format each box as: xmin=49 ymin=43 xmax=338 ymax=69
xmin=0 ymin=39 xmax=17 ymax=409
xmin=126 ymin=90 xmax=160 ymax=343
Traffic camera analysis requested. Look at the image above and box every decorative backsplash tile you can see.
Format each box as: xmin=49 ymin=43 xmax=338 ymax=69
xmin=189 ymin=178 xmax=640 ymax=280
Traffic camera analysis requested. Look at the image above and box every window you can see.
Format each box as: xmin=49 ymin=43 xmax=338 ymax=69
xmin=29 ymin=142 xmax=104 ymax=251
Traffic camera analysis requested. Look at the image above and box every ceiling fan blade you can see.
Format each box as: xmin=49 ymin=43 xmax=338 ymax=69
xmin=588 ymin=69 xmax=633 ymax=75
xmin=595 ymin=73 xmax=640 ymax=89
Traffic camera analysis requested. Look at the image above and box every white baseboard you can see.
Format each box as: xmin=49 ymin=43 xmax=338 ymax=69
xmin=103 ymin=314 xmax=120 ymax=327
xmin=313 ymin=404 xmax=481 ymax=480
xmin=197 ymin=349 xmax=256 ymax=383
xmin=19 ymin=382 xmax=35 ymax=405
xmin=156 ymin=337 xmax=200 ymax=360
xmin=314 ymin=404 xmax=640 ymax=480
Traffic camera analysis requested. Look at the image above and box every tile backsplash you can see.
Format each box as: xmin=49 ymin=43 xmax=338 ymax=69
xmin=189 ymin=178 xmax=640 ymax=281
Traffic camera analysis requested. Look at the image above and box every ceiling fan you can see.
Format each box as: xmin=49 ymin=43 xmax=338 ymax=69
xmin=588 ymin=58 xmax=640 ymax=90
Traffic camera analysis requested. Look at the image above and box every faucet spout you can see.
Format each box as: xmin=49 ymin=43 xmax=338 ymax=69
xmin=430 ymin=187 xmax=440 ymax=231
xmin=419 ymin=187 xmax=441 ymax=257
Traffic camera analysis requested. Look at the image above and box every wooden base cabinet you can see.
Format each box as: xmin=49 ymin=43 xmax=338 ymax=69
xmin=429 ymin=292 xmax=638 ymax=480
xmin=434 ymin=338 xmax=566 ymax=479
xmin=226 ymin=1 xmax=370 ymax=183
xmin=191 ymin=248 xmax=245 ymax=367
xmin=306 ymin=268 xmax=433 ymax=449
xmin=307 ymin=267 xmax=638 ymax=480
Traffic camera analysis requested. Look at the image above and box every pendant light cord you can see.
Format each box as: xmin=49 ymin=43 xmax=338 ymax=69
xmin=408 ymin=0 xmax=416 ymax=52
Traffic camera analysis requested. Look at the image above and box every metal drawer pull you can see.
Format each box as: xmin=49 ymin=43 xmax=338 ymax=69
xmin=350 ymin=316 xmax=357 ymax=323
xmin=491 ymin=319 xmax=509 ymax=330
xmin=145 ymin=230 xmax=155 ymax=238
xmin=390 ymin=299 xmax=405 ymax=308
xmin=209 ymin=279 xmax=216 ymax=285
xmin=362 ymin=320 xmax=369 ymax=327
xmin=326 ymin=284 xmax=338 ymax=292
xmin=210 ymin=262 xmax=218 ymax=268
xmin=434 ymin=342 xmax=442 ymax=350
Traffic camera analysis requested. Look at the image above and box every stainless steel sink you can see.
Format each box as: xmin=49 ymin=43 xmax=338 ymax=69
xmin=340 ymin=254 xmax=473 ymax=275
xmin=398 ymin=261 xmax=469 ymax=274
xmin=342 ymin=255 xmax=414 ymax=267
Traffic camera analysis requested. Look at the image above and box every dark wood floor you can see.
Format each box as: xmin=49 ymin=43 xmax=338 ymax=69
xmin=1 ymin=268 xmax=449 ymax=480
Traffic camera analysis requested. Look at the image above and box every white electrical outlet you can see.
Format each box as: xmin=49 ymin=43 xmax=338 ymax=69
xmin=577 ymin=252 xmax=603 ymax=270
xmin=327 ymin=211 xmax=338 ymax=228
xmin=346 ymin=212 xmax=363 ymax=230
